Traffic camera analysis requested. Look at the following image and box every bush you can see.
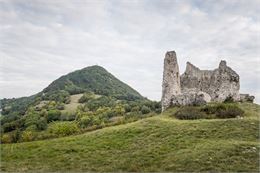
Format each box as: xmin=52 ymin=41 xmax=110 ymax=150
xmin=86 ymin=96 xmax=116 ymax=111
xmin=78 ymin=115 xmax=104 ymax=128
xmin=78 ymin=116 xmax=93 ymax=128
xmin=48 ymin=122 xmax=80 ymax=136
xmin=131 ymin=106 xmax=140 ymax=112
xmin=56 ymin=103 xmax=65 ymax=110
xmin=78 ymin=92 xmax=95 ymax=103
xmin=201 ymin=104 xmax=224 ymax=114
xmin=46 ymin=110 xmax=61 ymax=122
xmin=124 ymin=104 xmax=131 ymax=113
xmin=21 ymin=130 xmax=36 ymax=142
xmin=155 ymin=108 xmax=162 ymax=114
xmin=26 ymin=125 xmax=38 ymax=131
xmin=141 ymin=105 xmax=151 ymax=114
xmin=24 ymin=112 xmax=47 ymax=131
xmin=174 ymin=107 xmax=209 ymax=120
xmin=13 ymin=130 xmax=21 ymax=143
xmin=36 ymin=117 xmax=48 ymax=130
xmin=2 ymin=121 xmax=17 ymax=132
xmin=1 ymin=134 xmax=12 ymax=143
xmin=216 ymin=105 xmax=244 ymax=118
xmin=201 ymin=103 xmax=244 ymax=118
xmin=25 ymin=112 xmax=40 ymax=128
xmin=113 ymin=105 xmax=125 ymax=116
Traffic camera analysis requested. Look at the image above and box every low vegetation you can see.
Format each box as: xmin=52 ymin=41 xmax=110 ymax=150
xmin=1 ymin=102 xmax=259 ymax=172
xmin=1 ymin=91 xmax=161 ymax=143
xmin=0 ymin=65 xmax=150 ymax=143
xmin=173 ymin=103 xmax=245 ymax=120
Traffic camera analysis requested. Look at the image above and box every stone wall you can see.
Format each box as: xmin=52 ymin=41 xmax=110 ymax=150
xmin=180 ymin=60 xmax=240 ymax=102
xmin=161 ymin=51 xmax=254 ymax=111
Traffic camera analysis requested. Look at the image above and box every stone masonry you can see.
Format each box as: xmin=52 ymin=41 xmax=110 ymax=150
xmin=161 ymin=51 xmax=181 ymax=111
xmin=161 ymin=51 xmax=254 ymax=111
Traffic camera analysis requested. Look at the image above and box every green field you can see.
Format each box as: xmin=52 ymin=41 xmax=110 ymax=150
xmin=1 ymin=103 xmax=259 ymax=172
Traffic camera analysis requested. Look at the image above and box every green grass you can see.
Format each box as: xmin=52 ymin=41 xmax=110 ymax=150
xmin=1 ymin=103 xmax=259 ymax=172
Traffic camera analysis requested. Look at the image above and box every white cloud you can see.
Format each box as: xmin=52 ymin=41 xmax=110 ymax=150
xmin=0 ymin=0 xmax=259 ymax=103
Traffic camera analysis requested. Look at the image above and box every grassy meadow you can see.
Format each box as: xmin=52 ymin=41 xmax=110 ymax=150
xmin=1 ymin=102 xmax=259 ymax=172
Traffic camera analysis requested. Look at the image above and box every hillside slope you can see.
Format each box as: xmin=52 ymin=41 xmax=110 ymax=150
xmin=1 ymin=103 xmax=259 ymax=172
xmin=1 ymin=65 xmax=143 ymax=116
xmin=43 ymin=65 xmax=143 ymax=100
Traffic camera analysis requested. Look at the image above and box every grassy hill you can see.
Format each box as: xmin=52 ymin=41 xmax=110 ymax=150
xmin=0 ymin=65 xmax=155 ymax=143
xmin=43 ymin=65 xmax=143 ymax=100
xmin=1 ymin=102 xmax=259 ymax=172
xmin=1 ymin=65 xmax=144 ymax=118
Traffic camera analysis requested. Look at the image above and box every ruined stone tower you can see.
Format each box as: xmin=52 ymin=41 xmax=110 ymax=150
xmin=161 ymin=50 xmax=254 ymax=111
xmin=161 ymin=51 xmax=181 ymax=111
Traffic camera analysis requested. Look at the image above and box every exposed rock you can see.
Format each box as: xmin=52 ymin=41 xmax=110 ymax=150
xmin=161 ymin=51 xmax=181 ymax=111
xmin=161 ymin=50 xmax=254 ymax=111
xmin=240 ymin=94 xmax=255 ymax=103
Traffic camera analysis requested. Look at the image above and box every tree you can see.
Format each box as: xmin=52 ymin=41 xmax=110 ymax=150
xmin=124 ymin=104 xmax=131 ymax=113
xmin=78 ymin=92 xmax=95 ymax=103
xmin=78 ymin=116 xmax=93 ymax=128
xmin=37 ymin=117 xmax=47 ymax=130
xmin=25 ymin=111 xmax=47 ymax=131
xmin=46 ymin=110 xmax=61 ymax=122
xmin=141 ymin=106 xmax=151 ymax=114
xmin=114 ymin=105 xmax=125 ymax=116
xmin=25 ymin=112 xmax=41 ymax=129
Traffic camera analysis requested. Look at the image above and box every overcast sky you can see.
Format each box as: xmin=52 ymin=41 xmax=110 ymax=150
xmin=0 ymin=0 xmax=259 ymax=103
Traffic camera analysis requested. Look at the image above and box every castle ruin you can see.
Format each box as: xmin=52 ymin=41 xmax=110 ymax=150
xmin=161 ymin=51 xmax=254 ymax=111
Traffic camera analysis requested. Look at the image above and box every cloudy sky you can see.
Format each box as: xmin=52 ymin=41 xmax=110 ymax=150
xmin=0 ymin=0 xmax=259 ymax=103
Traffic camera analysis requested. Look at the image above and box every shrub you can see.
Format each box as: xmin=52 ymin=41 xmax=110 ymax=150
xmin=21 ymin=130 xmax=36 ymax=142
xmin=155 ymin=108 xmax=162 ymax=114
xmin=92 ymin=116 xmax=103 ymax=126
xmin=2 ymin=121 xmax=17 ymax=132
xmin=124 ymin=104 xmax=132 ymax=113
xmin=36 ymin=117 xmax=48 ymax=130
xmin=48 ymin=122 xmax=80 ymax=136
xmin=86 ymin=96 xmax=116 ymax=111
xmin=1 ymin=134 xmax=12 ymax=143
xmin=141 ymin=105 xmax=151 ymax=114
xmin=78 ymin=116 xmax=93 ymax=128
xmin=201 ymin=104 xmax=223 ymax=114
xmin=76 ymin=111 xmax=94 ymax=121
xmin=114 ymin=105 xmax=125 ymax=116
xmin=26 ymin=125 xmax=38 ymax=131
xmin=56 ymin=103 xmax=65 ymax=110
xmin=78 ymin=115 xmax=104 ymax=128
xmin=174 ymin=107 xmax=209 ymax=120
xmin=78 ymin=92 xmax=95 ymax=103
xmin=131 ymin=106 xmax=140 ymax=112
xmin=125 ymin=112 xmax=141 ymax=120
xmin=2 ymin=130 xmax=22 ymax=143
xmin=46 ymin=110 xmax=61 ymax=122
xmin=216 ymin=105 xmax=244 ymax=118
xmin=201 ymin=103 xmax=244 ymax=119
xmin=24 ymin=112 xmax=47 ymax=131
